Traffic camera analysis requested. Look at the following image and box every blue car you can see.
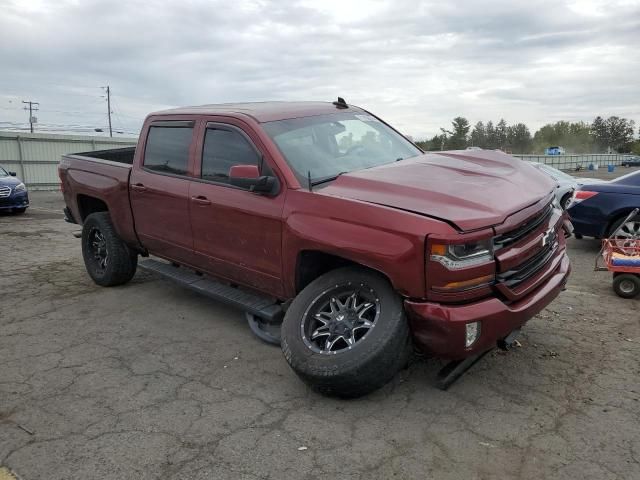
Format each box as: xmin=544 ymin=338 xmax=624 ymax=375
xmin=0 ymin=166 xmax=29 ymax=214
xmin=568 ymin=170 xmax=640 ymax=240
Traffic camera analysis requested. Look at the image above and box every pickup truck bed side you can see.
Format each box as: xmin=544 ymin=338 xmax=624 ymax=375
xmin=61 ymin=155 xmax=139 ymax=248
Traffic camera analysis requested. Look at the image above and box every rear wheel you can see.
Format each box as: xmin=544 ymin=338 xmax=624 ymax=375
xmin=82 ymin=212 xmax=138 ymax=286
xmin=612 ymin=273 xmax=640 ymax=299
xmin=281 ymin=266 xmax=411 ymax=398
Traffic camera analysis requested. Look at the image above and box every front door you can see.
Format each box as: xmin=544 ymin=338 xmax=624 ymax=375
xmin=189 ymin=121 xmax=285 ymax=297
xmin=130 ymin=120 xmax=196 ymax=264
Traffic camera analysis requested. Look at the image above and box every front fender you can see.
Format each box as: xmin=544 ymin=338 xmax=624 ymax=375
xmin=282 ymin=209 xmax=427 ymax=299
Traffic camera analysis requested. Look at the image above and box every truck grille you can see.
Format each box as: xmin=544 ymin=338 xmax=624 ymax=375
xmin=494 ymin=202 xmax=562 ymax=296
xmin=0 ymin=186 xmax=11 ymax=198
xmin=494 ymin=203 xmax=553 ymax=248
xmin=497 ymin=241 xmax=556 ymax=288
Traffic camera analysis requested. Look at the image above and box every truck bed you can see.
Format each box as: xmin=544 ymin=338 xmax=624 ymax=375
xmin=59 ymin=148 xmax=138 ymax=246
xmin=72 ymin=146 xmax=136 ymax=164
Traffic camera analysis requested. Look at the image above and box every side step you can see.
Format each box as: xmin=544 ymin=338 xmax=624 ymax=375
xmin=139 ymin=259 xmax=284 ymax=323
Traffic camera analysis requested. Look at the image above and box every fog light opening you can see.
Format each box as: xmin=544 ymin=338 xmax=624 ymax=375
xmin=465 ymin=321 xmax=481 ymax=348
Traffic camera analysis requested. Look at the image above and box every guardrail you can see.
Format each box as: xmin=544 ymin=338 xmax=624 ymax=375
xmin=512 ymin=154 xmax=631 ymax=171
xmin=0 ymin=131 xmax=137 ymax=190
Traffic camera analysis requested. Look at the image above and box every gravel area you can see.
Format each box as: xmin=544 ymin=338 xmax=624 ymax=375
xmin=0 ymin=186 xmax=638 ymax=480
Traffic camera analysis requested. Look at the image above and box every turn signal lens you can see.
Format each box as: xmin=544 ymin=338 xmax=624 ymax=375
xmin=433 ymin=274 xmax=494 ymax=292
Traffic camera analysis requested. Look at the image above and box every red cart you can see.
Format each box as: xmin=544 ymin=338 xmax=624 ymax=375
xmin=595 ymin=208 xmax=640 ymax=298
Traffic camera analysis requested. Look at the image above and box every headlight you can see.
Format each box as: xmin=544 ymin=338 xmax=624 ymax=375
xmin=430 ymin=238 xmax=494 ymax=269
xmin=14 ymin=182 xmax=26 ymax=193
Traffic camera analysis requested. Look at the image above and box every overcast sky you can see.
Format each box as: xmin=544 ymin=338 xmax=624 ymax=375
xmin=1 ymin=0 xmax=639 ymax=138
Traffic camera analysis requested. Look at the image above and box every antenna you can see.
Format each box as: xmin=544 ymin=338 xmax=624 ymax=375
xmin=332 ymin=97 xmax=348 ymax=109
xmin=307 ymin=171 xmax=312 ymax=191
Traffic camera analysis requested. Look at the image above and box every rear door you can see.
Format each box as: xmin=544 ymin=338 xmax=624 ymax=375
xmin=130 ymin=120 xmax=197 ymax=264
xmin=189 ymin=120 xmax=286 ymax=297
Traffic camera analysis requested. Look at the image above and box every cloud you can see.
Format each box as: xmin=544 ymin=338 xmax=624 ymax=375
xmin=1 ymin=0 xmax=638 ymax=138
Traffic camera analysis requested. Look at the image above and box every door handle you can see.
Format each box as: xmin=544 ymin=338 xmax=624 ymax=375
xmin=191 ymin=195 xmax=211 ymax=205
xmin=131 ymin=183 xmax=147 ymax=192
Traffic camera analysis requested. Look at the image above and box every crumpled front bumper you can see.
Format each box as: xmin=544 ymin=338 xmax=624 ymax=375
xmin=405 ymin=252 xmax=570 ymax=360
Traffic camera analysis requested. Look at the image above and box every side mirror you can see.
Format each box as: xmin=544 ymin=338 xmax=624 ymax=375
xmin=9 ymin=172 xmax=17 ymax=176
xmin=229 ymin=164 xmax=277 ymax=194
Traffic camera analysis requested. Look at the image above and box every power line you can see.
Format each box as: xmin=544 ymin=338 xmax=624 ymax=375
xmin=22 ymin=100 xmax=39 ymax=133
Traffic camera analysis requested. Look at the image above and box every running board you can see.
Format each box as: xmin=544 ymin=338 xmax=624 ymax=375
xmin=139 ymin=259 xmax=284 ymax=323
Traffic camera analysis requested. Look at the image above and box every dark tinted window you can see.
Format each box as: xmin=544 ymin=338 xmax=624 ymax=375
xmin=143 ymin=126 xmax=193 ymax=175
xmin=201 ymin=128 xmax=260 ymax=183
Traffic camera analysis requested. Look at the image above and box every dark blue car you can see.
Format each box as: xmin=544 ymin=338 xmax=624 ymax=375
xmin=568 ymin=170 xmax=640 ymax=240
xmin=0 ymin=165 xmax=29 ymax=214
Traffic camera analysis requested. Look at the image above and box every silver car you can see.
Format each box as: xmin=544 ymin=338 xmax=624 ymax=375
xmin=529 ymin=162 xmax=605 ymax=210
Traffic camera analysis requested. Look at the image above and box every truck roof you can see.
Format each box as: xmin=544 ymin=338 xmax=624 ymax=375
xmin=151 ymin=101 xmax=363 ymax=123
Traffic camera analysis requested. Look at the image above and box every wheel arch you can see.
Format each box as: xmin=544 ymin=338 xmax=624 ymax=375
xmin=77 ymin=194 xmax=109 ymax=221
xmin=560 ymin=190 xmax=574 ymax=209
xmin=294 ymin=250 xmax=394 ymax=294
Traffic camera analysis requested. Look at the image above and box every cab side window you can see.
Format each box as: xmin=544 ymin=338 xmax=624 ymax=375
xmin=201 ymin=127 xmax=261 ymax=184
xmin=143 ymin=125 xmax=193 ymax=175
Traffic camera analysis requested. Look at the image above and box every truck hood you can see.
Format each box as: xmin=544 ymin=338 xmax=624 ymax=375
xmin=320 ymin=150 xmax=555 ymax=231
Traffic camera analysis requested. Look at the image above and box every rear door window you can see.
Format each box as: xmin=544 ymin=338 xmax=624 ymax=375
xmin=201 ymin=127 xmax=261 ymax=184
xmin=143 ymin=124 xmax=194 ymax=175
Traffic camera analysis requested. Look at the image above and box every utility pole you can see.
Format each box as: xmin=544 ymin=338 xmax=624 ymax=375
xmin=102 ymin=85 xmax=112 ymax=137
xmin=22 ymin=100 xmax=39 ymax=133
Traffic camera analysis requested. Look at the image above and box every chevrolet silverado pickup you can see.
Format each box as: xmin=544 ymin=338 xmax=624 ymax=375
xmin=59 ymin=99 xmax=571 ymax=397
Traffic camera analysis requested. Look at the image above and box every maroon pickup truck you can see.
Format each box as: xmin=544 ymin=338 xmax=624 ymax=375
xmin=59 ymin=99 xmax=571 ymax=397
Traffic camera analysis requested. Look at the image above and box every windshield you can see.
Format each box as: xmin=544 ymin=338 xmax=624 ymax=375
xmin=0 ymin=166 xmax=8 ymax=177
xmin=537 ymin=163 xmax=575 ymax=182
xmin=263 ymin=112 xmax=422 ymax=184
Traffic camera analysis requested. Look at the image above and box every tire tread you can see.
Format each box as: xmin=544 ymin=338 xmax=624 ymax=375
xmin=82 ymin=212 xmax=137 ymax=287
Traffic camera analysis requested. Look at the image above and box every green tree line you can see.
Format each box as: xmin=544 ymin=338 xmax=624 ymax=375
xmin=415 ymin=116 xmax=639 ymax=155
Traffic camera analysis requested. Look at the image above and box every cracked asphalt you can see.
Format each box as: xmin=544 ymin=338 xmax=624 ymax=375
xmin=1 ymin=191 xmax=639 ymax=480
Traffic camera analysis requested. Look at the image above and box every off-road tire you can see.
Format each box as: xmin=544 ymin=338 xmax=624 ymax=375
xmin=82 ymin=212 xmax=137 ymax=287
xmin=281 ymin=266 xmax=411 ymax=398
xmin=612 ymin=273 xmax=640 ymax=299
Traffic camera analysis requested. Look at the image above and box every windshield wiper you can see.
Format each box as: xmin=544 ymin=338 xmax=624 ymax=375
xmin=309 ymin=171 xmax=349 ymax=187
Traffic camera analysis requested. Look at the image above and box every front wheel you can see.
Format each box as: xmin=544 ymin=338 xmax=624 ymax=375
xmin=12 ymin=207 xmax=27 ymax=214
xmin=81 ymin=212 xmax=138 ymax=286
xmin=280 ymin=267 xmax=411 ymax=398
xmin=613 ymin=273 xmax=640 ymax=299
